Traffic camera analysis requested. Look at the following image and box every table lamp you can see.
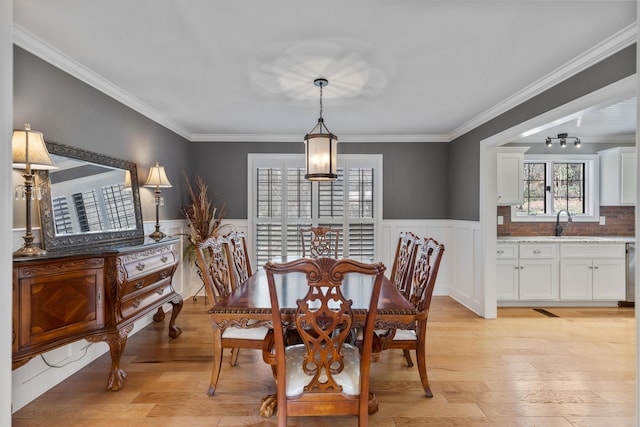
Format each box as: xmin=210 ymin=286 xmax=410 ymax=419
xmin=144 ymin=162 xmax=172 ymax=240
xmin=12 ymin=123 xmax=57 ymax=256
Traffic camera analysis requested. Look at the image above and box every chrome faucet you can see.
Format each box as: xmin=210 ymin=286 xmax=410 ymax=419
xmin=555 ymin=209 xmax=573 ymax=236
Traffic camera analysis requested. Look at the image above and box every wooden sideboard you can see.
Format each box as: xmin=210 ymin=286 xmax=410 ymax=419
xmin=12 ymin=237 xmax=183 ymax=391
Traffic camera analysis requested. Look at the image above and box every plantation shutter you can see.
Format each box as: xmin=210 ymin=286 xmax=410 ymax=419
xmin=101 ymin=184 xmax=136 ymax=230
xmin=251 ymin=155 xmax=380 ymax=265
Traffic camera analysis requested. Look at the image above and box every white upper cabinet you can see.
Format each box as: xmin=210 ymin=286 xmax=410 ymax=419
xmin=598 ymin=147 xmax=636 ymax=205
xmin=496 ymin=147 xmax=529 ymax=205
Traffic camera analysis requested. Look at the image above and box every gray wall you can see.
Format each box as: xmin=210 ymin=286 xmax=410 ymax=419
xmin=13 ymin=47 xmax=190 ymax=226
xmin=14 ymin=42 xmax=636 ymax=225
xmin=449 ymin=44 xmax=637 ymax=221
xmin=189 ymin=140 xmax=450 ymax=219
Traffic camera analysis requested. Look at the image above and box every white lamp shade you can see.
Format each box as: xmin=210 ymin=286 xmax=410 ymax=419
xmin=305 ymin=133 xmax=337 ymax=181
xmin=123 ymin=170 xmax=132 ymax=191
xmin=12 ymin=125 xmax=57 ymax=170
xmin=144 ymin=162 xmax=172 ymax=188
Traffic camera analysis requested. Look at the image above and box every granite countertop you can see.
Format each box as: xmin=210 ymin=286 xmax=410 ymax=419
xmin=497 ymin=236 xmax=635 ymax=243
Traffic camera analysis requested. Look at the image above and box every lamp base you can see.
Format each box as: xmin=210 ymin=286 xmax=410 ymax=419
xmin=149 ymin=230 xmax=166 ymax=241
xmin=14 ymin=244 xmax=47 ymax=257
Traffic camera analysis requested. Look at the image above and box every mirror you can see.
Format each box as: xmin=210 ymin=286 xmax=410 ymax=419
xmin=37 ymin=140 xmax=144 ymax=252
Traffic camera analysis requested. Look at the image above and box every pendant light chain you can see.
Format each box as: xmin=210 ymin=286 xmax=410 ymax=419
xmin=319 ymin=83 xmax=323 ymax=121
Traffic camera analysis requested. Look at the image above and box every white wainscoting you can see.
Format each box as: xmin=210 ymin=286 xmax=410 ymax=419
xmin=222 ymin=219 xmax=484 ymax=316
xmin=12 ymin=217 xmax=483 ymax=411
xmin=380 ymin=220 xmax=482 ymax=316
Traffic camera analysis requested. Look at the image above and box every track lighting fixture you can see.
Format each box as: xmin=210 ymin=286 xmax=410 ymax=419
xmin=545 ymin=133 xmax=580 ymax=148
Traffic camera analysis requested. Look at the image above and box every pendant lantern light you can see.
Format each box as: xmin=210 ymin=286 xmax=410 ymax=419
xmin=304 ymin=78 xmax=337 ymax=181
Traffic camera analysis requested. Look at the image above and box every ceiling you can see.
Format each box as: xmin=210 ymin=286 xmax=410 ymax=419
xmin=12 ymin=1 xmax=638 ymax=143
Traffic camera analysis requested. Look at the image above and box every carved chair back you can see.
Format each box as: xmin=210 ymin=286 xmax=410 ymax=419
xmin=222 ymin=230 xmax=253 ymax=289
xmin=409 ymin=237 xmax=445 ymax=314
xmin=389 ymin=231 xmax=420 ymax=298
xmin=264 ymin=257 xmax=386 ymax=426
xmin=195 ymin=236 xmax=233 ymax=307
xmin=300 ymin=226 xmax=340 ymax=258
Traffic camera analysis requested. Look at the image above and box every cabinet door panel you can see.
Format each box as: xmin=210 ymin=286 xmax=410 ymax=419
xmin=497 ymin=153 xmax=523 ymax=205
xmin=592 ymin=259 xmax=626 ymax=300
xmin=560 ymin=260 xmax=593 ymax=300
xmin=519 ymin=260 xmax=558 ymax=300
xmin=497 ymin=261 xmax=518 ymax=300
xmin=19 ymin=268 xmax=104 ymax=348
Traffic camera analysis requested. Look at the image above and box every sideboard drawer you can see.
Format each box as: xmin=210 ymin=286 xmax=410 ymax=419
xmin=121 ymin=247 xmax=178 ymax=280
xmin=120 ymin=279 xmax=172 ymax=320
xmin=122 ymin=266 xmax=174 ymax=296
xmin=116 ymin=241 xmax=179 ymax=324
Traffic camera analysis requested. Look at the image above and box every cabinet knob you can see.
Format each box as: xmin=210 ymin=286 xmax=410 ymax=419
xmin=132 ymin=299 xmax=141 ymax=308
xmin=161 ymin=256 xmax=168 ymax=263
xmin=159 ymin=271 xmax=168 ymax=279
xmin=157 ymin=286 xmax=165 ymax=296
xmin=135 ymin=281 xmax=145 ymax=290
xmin=497 ymin=250 xmax=504 ymax=254
xmin=593 ymin=266 xmax=599 ymax=269
xmin=136 ymin=262 xmax=145 ymax=272
xmin=533 ymin=250 xmax=542 ymax=254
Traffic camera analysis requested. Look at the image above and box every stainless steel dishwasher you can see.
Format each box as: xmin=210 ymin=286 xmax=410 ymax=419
xmin=620 ymin=242 xmax=635 ymax=307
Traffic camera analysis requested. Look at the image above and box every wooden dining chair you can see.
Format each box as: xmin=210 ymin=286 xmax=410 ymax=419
xmin=389 ymin=231 xmax=420 ymax=299
xmin=263 ymin=257 xmax=386 ymax=426
xmin=300 ymin=226 xmax=340 ymax=258
xmin=195 ymin=236 xmax=269 ymax=396
xmin=380 ymin=237 xmax=445 ymax=397
xmin=222 ymin=230 xmax=253 ymax=290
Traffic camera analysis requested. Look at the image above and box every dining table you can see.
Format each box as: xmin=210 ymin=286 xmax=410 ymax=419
xmin=208 ymin=258 xmax=424 ymax=416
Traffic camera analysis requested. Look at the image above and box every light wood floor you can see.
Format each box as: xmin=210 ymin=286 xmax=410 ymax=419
xmin=12 ymin=297 xmax=635 ymax=426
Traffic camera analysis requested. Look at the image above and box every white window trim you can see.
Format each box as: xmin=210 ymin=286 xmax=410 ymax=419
xmin=247 ymin=153 xmax=383 ymax=262
xmin=510 ymin=154 xmax=600 ymax=223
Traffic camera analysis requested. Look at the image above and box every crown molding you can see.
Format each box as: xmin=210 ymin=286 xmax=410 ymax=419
xmin=448 ymin=23 xmax=637 ymax=142
xmin=13 ymin=24 xmax=193 ymax=141
xmin=13 ymin=22 xmax=636 ymax=144
xmin=189 ymin=133 xmax=447 ymax=143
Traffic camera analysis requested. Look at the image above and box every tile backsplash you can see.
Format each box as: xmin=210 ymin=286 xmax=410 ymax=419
xmin=497 ymin=205 xmax=635 ymax=237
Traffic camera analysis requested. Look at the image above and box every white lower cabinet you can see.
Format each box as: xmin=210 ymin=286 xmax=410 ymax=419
xmin=559 ymin=243 xmax=626 ymax=301
xmin=498 ymin=240 xmax=627 ymax=304
xmin=497 ymin=244 xmax=518 ymax=300
xmin=497 ymin=243 xmax=558 ymax=301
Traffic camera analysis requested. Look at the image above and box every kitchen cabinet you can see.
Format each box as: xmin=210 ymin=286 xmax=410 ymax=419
xmin=559 ymin=243 xmax=626 ymax=301
xmin=497 ymin=242 xmax=558 ymax=301
xmin=598 ymin=147 xmax=636 ymax=205
xmin=496 ymin=147 xmax=529 ymax=205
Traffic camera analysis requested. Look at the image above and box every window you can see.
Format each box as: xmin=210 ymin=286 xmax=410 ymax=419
xmin=512 ymin=155 xmax=599 ymax=222
xmin=73 ymin=189 xmax=104 ymax=232
xmin=249 ymin=154 xmax=382 ymax=266
xmin=101 ymin=183 xmax=137 ymax=230
xmin=52 ymin=195 xmax=74 ymax=234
